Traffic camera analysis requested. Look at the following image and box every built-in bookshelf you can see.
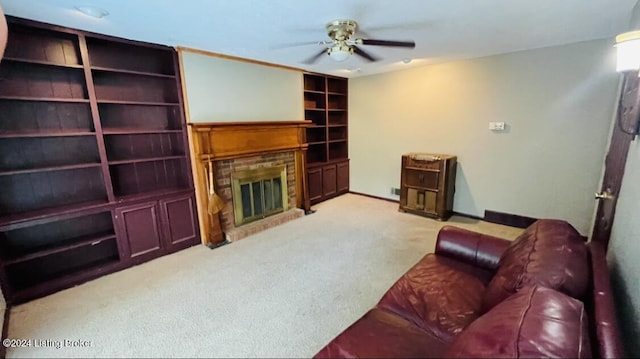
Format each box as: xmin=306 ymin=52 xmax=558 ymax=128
xmin=303 ymin=73 xmax=349 ymax=204
xmin=0 ymin=17 xmax=199 ymax=304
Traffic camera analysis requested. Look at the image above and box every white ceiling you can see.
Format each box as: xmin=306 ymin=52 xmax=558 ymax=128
xmin=1 ymin=0 xmax=638 ymax=78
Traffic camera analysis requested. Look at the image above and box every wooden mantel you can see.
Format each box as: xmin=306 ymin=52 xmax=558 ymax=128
xmin=190 ymin=121 xmax=311 ymax=160
xmin=188 ymin=121 xmax=311 ymax=246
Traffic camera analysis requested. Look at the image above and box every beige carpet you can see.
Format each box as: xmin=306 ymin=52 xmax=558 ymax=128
xmin=6 ymin=194 xmax=523 ymax=358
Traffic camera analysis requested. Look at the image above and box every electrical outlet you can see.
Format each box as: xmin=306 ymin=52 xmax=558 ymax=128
xmin=391 ymin=187 xmax=401 ymax=195
xmin=489 ymin=122 xmax=506 ymax=131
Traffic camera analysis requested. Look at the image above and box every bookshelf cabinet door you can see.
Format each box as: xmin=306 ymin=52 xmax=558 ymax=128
xmin=337 ymin=160 xmax=349 ymax=194
xmin=159 ymin=194 xmax=198 ymax=250
xmin=322 ymin=164 xmax=337 ymax=197
xmin=308 ymin=167 xmax=323 ymax=202
xmin=115 ymin=202 xmax=163 ymax=260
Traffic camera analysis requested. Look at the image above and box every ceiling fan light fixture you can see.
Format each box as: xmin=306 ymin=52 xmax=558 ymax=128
xmin=615 ymin=30 xmax=640 ymax=72
xmin=75 ymin=5 xmax=109 ymax=18
xmin=328 ymin=43 xmax=353 ymax=62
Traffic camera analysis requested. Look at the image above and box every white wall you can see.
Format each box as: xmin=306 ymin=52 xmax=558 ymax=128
xmin=608 ymin=139 xmax=640 ymax=356
xmin=349 ymin=39 xmax=619 ymax=234
xmin=180 ymin=50 xmax=303 ymax=123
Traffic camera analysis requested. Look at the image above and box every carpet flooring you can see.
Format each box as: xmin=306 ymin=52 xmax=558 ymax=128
xmin=5 ymin=194 xmax=523 ymax=358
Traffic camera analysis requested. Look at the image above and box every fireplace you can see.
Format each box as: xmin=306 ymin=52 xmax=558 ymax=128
xmin=231 ymin=164 xmax=288 ymax=226
xmin=214 ymin=151 xmax=301 ymax=241
xmin=189 ymin=121 xmax=311 ymax=245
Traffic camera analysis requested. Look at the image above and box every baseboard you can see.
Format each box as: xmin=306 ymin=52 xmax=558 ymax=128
xmin=452 ymin=211 xmax=484 ymax=221
xmin=484 ymin=209 xmax=538 ymax=229
xmin=349 ymin=191 xmax=400 ymax=204
xmin=346 ymin=194 xmax=534 ymax=229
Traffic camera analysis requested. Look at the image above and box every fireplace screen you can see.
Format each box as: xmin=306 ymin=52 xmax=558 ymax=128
xmin=231 ymin=165 xmax=288 ymax=226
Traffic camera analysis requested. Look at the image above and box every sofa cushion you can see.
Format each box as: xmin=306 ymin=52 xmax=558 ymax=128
xmin=446 ymin=285 xmax=592 ymax=358
xmin=377 ymin=254 xmax=489 ymax=343
xmin=313 ymin=308 xmax=448 ymax=358
xmin=482 ymin=219 xmax=588 ymax=312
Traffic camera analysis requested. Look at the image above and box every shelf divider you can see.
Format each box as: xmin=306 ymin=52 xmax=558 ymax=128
xmin=108 ymin=155 xmax=185 ymax=166
xmin=0 ymin=131 xmax=95 ymax=138
xmin=2 ymin=57 xmax=84 ymax=69
xmin=3 ymin=233 xmax=117 ymax=265
xmin=102 ymin=128 xmax=182 ymax=135
xmin=0 ymin=162 xmax=102 ymax=177
xmin=0 ymin=96 xmax=89 ymax=103
xmin=91 ymin=66 xmax=176 ymax=79
xmin=97 ymin=99 xmax=180 ymax=106
xmin=0 ymin=200 xmax=110 ymax=230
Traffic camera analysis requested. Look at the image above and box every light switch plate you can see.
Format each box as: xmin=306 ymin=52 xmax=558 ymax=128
xmin=489 ymin=122 xmax=506 ymax=131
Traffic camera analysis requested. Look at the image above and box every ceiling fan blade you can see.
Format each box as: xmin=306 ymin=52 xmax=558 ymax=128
xmin=301 ymin=49 xmax=328 ymax=64
xmin=360 ymin=39 xmax=415 ymax=48
xmin=352 ymin=45 xmax=378 ymax=62
xmin=270 ymin=40 xmax=330 ymax=50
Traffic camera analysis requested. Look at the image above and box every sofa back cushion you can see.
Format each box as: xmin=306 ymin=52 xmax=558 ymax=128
xmin=446 ymin=285 xmax=592 ymax=358
xmin=482 ymin=219 xmax=588 ymax=312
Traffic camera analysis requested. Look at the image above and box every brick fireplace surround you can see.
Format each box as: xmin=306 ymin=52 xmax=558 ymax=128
xmin=215 ymin=151 xmax=303 ymax=242
xmin=189 ymin=121 xmax=310 ymax=245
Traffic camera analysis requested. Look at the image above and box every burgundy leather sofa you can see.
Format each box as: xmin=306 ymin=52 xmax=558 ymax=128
xmin=314 ymin=219 xmax=624 ymax=358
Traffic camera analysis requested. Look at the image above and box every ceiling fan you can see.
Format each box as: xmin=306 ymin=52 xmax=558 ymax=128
xmin=298 ymin=20 xmax=415 ymax=64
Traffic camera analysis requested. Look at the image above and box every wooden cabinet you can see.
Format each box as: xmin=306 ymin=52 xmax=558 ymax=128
xmin=307 ymin=160 xmax=350 ymax=204
xmin=116 ymin=194 xmax=198 ymax=264
xmin=116 ymin=202 xmax=163 ymax=260
xmin=303 ymin=73 xmax=349 ymax=204
xmin=322 ymin=165 xmax=337 ymax=197
xmin=159 ymin=194 xmax=198 ymax=247
xmin=308 ymin=167 xmax=323 ymax=202
xmin=0 ymin=17 xmax=199 ymax=304
xmin=399 ymin=153 xmax=457 ymax=221
xmin=337 ymin=161 xmax=350 ymax=193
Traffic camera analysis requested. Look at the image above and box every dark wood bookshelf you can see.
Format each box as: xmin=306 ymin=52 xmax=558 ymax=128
xmin=0 ymin=61 xmax=87 ymax=99
xmin=9 ymin=259 xmax=122 ymax=303
xmin=3 ymin=232 xmax=117 ymax=265
xmin=91 ymin=66 xmax=176 ymax=79
xmin=7 ymin=250 xmax=120 ymax=291
xmin=102 ymin=129 xmax=182 ymax=135
xmin=113 ymin=187 xmax=192 ymax=203
xmin=0 ymin=17 xmax=200 ymax=304
xmin=97 ymin=100 xmax=180 ymax=106
xmin=303 ymin=73 xmax=349 ymax=204
xmin=2 ymin=57 xmax=84 ymax=69
xmin=0 ymin=162 xmax=102 ymax=176
xmin=0 ymin=96 xmax=90 ymax=103
xmin=0 ymin=131 xmax=95 ymax=138
xmin=108 ymin=155 xmax=185 ymax=166
xmin=0 ymin=200 xmax=109 ymax=229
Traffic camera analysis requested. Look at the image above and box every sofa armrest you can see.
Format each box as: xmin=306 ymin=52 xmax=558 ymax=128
xmin=435 ymin=226 xmax=511 ymax=271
